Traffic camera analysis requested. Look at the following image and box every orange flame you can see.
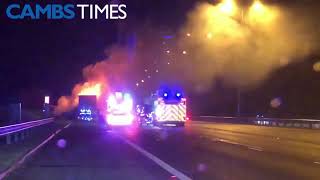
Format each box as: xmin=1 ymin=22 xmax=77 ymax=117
xmin=54 ymin=46 xmax=130 ymax=115
xmin=78 ymin=83 xmax=102 ymax=98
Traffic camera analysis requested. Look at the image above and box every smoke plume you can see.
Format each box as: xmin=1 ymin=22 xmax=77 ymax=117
xmin=54 ymin=47 xmax=131 ymax=115
xmin=176 ymin=1 xmax=320 ymax=90
xmin=55 ymin=1 xmax=320 ymax=114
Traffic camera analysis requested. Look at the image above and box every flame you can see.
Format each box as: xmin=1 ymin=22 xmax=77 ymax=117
xmin=54 ymin=46 xmax=130 ymax=115
xmin=54 ymin=82 xmax=105 ymax=115
xmin=78 ymin=83 xmax=102 ymax=97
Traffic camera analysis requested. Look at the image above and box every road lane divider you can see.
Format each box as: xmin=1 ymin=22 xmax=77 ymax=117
xmin=211 ymin=138 xmax=264 ymax=152
xmin=248 ymin=147 xmax=263 ymax=152
xmin=64 ymin=123 xmax=71 ymax=129
xmin=0 ymin=123 xmax=72 ymax=179
xmin=118 ymin=135 xmax=192 ymax=180
xmin=55 ymin=129 xmax=62 ymax=134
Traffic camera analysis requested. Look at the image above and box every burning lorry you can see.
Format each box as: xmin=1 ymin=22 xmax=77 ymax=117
xmin=77 ymin=95 xmax=98 ymax=121
xmin=77 ymin=92 xmax=135 ymax=126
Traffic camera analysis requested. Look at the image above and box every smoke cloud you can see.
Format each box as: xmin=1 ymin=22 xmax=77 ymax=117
xmin=55 ymin=1 xmax=320 ymax=114
xmin=54 ymin=47 xmax=131 ymax=115
xmin=176 ymin=1 xmax=320 ymax=90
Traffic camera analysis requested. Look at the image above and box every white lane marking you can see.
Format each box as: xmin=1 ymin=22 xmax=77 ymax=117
xmin=120 ymin=137 xmax=192 ymax=180
xmin=217 ymin=138 xmax=241 ymax=146
xmin=55 ymin=129 xmax=62 ymax=134
xmin=64 ymin=123 xmax=71 ymax=129
xmin=213 ymin=138 xmax=263 ymax=152
xmin=314 ymin=161 xmax=320 ymax=165
xmin=0 ymin=123 xmax=71 ymax=179
xmin=248 ymin=147 xmax=263 ymax=152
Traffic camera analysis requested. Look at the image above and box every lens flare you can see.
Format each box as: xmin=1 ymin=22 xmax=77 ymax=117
xmin=313 ymin=61 xmax=320 ymax=72
xmin=270 ymin=98 xmax=282 ymax=108
xmin=56 ymin=139 xmax=67 ymax=149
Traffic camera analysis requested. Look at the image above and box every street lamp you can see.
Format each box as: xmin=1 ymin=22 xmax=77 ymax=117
xmin=217 ymin=0 xmax=238 ymax=16
xmin=251 ymin=0 xmax=264 ymax=12
xmin=248 ymin=0 xmax=277 ymax=25
xmin=207 ymin=32 xmax=213 ymax=39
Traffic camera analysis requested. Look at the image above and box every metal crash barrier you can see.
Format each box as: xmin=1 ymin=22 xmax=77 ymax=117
xmin=0 ymin=118 xmax=54 ymax=144
xmin=253 ymin=118 xmax=320 ymax=129
xmin=197 ymin=116 xmax=320 ymax=129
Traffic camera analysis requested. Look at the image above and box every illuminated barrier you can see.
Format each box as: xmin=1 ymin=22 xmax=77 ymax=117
xmin=155 ymin=98 xmax=187 ymax=122
xmin=0 ymin=118 xmax=54 ymax=137
xmin=197 ymin=116 xmax=320 ymax=130
xmin=0 ymin=118 xmax=54 ymax=144
xmin=253 ymin=118 xmax=320 ymax=129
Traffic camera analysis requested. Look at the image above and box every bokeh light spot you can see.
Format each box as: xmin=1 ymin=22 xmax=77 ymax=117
xmin=56 ymin=139 xmax=67 ymax=149
xmin=197 ymin=163 xmax=208 ymax=172
xmin=270 ymin=97 xmax=282 ymax=108
xmin=313 ymin=61 xmax=320 ymax=72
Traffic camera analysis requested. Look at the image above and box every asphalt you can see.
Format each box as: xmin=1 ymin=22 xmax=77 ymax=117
xmin=5 ymin=120 xmax=320 ymax=180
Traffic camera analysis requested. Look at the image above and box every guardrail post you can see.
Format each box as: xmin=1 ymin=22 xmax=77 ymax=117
xmin=9 ymin=103 xmax=22 ymax=143
xmin=14 ymin=133 xmax=19 ymax=143
xmin=20 ymin=130 xmax=25 ymax=140
xmin=25 ymin=129 xmax=30 ymax=137
xmin=6 ymin=134 xmax=12 ymax=144
xmin=312 ymin=123 xmax=320 ymax=129
xmin=43 ymin=103 xmax=50 ymax=118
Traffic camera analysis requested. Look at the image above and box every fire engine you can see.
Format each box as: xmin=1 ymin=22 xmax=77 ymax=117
xmin=152 ymin=89 xmax=187 ymax=127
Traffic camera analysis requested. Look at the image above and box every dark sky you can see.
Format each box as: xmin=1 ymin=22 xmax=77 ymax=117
xmin=0 ymin=0 xmax=197 ymax=99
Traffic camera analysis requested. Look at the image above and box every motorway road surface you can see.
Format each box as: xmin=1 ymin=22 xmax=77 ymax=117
xmin=6 ymin=120 xmax=320 ymax=180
